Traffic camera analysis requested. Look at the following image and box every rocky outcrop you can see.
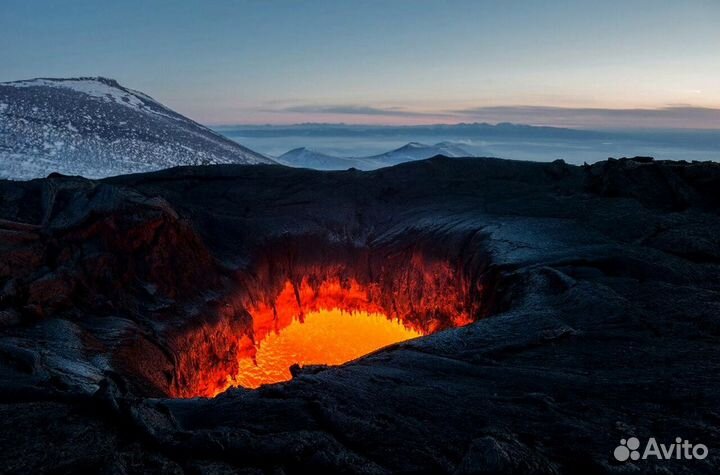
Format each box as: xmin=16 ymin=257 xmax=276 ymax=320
xmin=585 ymin=156 xmax=720 ymax=210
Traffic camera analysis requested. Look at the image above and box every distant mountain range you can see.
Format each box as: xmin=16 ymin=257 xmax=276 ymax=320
xmin=276 ymin=141 xmax=474 ymax=170
xmin=215 ymin=122 xmax=611 ymax=140
xmin=0 ymin=77 xmax=273 ymax=180
xmin=219 ymin=122 xmax=720 ymax=165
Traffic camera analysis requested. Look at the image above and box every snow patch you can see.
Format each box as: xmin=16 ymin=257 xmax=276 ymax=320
xmin=9 ymin=78 xmax=148 ymax=110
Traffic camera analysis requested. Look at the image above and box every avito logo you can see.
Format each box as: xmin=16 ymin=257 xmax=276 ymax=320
xmin=614 ymin=437 xmax=708 ymax=462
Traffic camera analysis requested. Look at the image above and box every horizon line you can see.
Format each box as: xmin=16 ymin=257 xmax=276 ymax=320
xmin=208 ymin=121 xmax=720 ymax=132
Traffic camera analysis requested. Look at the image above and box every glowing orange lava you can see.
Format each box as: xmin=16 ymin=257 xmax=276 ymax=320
xmin=230 ymin=308 xmax=422 ymax=388
xmin=174 ymin=275 xmax=472 ymax=397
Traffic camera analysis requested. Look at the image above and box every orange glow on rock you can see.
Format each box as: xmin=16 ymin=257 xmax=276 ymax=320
xmin=175 ymin=274 xmax=473 ymax=397
xmin=230 ymin=308 xmax=422 ymax=388
xmin=247 ymin=279 xmax=387 ymax=343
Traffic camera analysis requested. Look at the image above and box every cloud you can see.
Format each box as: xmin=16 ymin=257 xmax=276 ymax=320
xmin=279 ymin=104 xmax=436 ymax=117
xmin=451 ymin=105 xmax=720 ymax=129
xmin=265 ymin=103 xmax=720 ymax=129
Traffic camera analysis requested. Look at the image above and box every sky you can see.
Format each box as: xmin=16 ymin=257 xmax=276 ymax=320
xmin=1 ymin=0 xmax=719 ymax=128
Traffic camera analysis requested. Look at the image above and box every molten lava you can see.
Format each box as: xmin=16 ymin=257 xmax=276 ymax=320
xmin=230 ymin=278 xmax=428 ymax=389
xmin=231 ymin=308 xmax=422 ymax=388
xmin=175 ymin=272 xmax=473 ymax=397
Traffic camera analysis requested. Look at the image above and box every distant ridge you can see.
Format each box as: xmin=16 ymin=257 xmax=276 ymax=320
xmin=276 ymin=142 xmax=474 ymax=170
xmin=214 ymin=121 xmax=608 ymax=139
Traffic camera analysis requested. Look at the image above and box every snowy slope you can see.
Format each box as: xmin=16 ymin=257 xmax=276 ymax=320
xmin=0 ymin=77 xmax=273 ymax=180
xmin=276 ymin=142 xmax=474 ymax=170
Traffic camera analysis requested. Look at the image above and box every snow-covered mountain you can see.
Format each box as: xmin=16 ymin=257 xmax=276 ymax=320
xmin=276 ymin=142 xmax=474 ymax=170
xmin=365 ymin=141 xmax=472 ymax=165
xmin=0 ymin=77 xmax=273 ymax=180
xmin=276 ymin=147 xmax=376 ymax=170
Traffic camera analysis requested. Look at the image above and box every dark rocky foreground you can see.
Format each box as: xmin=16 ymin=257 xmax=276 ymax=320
xmin=1 ymin=156 xmax=719 ymax=474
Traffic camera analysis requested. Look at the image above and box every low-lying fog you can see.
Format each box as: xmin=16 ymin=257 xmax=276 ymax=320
xmin=216 ymin=123 xmax=719 ymax=164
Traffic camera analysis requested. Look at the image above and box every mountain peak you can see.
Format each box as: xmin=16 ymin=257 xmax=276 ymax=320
xmin=3 ymin=76 xmax=160 ymax=112
xmin=276 ymin=141 xmax=474 ymax=171
xmin=0 ymin=77 xmax=273 ymax=179
xmin=5 ymin=76 xmax=124 ymax=90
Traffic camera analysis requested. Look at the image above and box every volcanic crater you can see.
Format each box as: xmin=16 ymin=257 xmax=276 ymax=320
xmin=171 ymin=233 xmax=487 ymax=397
xmin=1 ymin=156 xmax=720 ymax=474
